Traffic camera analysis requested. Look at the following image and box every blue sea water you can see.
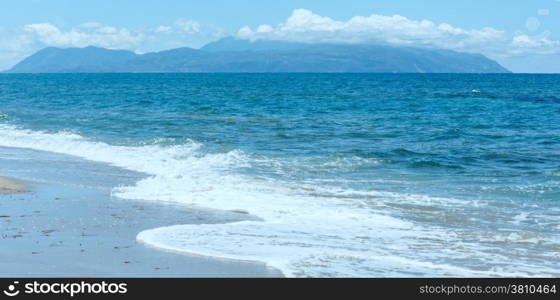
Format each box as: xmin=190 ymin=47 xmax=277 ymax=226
xmin=0 ymin=73 xmax=559 ymax=277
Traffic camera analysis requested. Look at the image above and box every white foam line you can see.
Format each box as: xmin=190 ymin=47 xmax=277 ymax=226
xmin=1 ymin=124 xmax=557 ymax=277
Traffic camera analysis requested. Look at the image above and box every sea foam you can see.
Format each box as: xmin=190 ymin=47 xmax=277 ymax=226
xmin=0 ymin=124 xmax=557 ymax=277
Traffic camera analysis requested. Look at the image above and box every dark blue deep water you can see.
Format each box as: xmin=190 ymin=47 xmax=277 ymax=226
xmin=1 ymin=73 xmax=559 ymax=276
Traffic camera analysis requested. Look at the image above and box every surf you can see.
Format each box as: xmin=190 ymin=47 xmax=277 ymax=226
xmin=0 ymin=124 xmax=558 ymax=277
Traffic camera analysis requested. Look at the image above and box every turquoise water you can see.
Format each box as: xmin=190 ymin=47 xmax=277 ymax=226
xmin=1 ymin=73 xmax=559 ymax=276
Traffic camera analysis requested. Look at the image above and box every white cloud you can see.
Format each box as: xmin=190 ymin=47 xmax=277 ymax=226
xmin=236 ymin=9 xmax=560 ymax=57
xmin=236 ymin=9 xmax=505 ymax=48
xmin=0 ymin=19 xmax=225 ymax=70
xmin=510 ymin=33 xmax=560 ymax=55
xmin=19 ymin=19 xmax=224 ymax=53
xmin=171 ymin=19 xmax=225 ymax=38
xmin=155 ymin=25 xmax=172 ymax=34
xmin=256 ymin=24 xmax=273 ymax=33
xmin=174 ymin=19 xmax=201 ymax=34
xmin=18 ymin=20 xmax=225 ymax=54
xmin=23 ymin=22 xmax=145 ymax=49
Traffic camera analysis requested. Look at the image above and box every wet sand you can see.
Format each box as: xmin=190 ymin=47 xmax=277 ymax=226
xmin=0 ymin=146 xmax=282 ymax=277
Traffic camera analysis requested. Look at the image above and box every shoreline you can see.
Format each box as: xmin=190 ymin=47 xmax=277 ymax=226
xmin=0 ymin=176 xmax=29 ymax=194
xmin=0 ymin=146 xmax=283 ymax=277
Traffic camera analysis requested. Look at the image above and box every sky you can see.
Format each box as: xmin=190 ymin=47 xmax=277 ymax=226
xmin=1 ymin=0 xmax=560 ymax=72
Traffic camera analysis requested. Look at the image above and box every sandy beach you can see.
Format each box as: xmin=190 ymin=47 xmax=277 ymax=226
xmin=0 ymin=176 xmax=29 ymax=194
xmin=0 ymin=146 xmax=282 ymax=277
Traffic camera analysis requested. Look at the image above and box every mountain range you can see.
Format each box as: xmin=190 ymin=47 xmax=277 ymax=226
xmin=6 ymin=37 xmax=510 ymax=73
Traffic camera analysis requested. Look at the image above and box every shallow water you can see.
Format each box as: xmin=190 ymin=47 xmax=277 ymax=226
xmin=0 ymin=73 xmax=559 ymax=276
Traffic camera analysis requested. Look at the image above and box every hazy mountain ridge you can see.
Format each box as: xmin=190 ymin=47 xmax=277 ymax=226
xmin=7 ymin=37 xmax=511 ymax=73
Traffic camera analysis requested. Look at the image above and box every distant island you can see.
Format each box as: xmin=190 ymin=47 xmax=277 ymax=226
xmin=6 ymin=37 xmax=510 ymax=73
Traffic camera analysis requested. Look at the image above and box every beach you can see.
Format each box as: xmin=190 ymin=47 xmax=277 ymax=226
xmin=0 ymin=146 xmax=282 ymax=277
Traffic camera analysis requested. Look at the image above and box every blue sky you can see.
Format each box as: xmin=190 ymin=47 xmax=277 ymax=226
xmin=1 ymin=0 xmax=559 ymax=72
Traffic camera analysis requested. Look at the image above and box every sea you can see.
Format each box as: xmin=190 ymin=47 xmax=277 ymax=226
xmin=0 ymin=73 xmax=559 ymax=277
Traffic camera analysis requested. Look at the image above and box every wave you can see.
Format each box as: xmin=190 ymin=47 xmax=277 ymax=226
xmin=0 ymin=124 xmax=557 ymax=277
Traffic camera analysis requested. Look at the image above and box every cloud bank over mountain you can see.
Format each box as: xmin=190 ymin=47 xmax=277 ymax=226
xmin=0 ymin=18 xmax=224 ymax=70
xmin=236 ymin=9 xmax=560 ymax=58
xmin=23 ymin=23 xmax=146 ymax=49
xmin=1 ymin=8 xmax=559 ymax=72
